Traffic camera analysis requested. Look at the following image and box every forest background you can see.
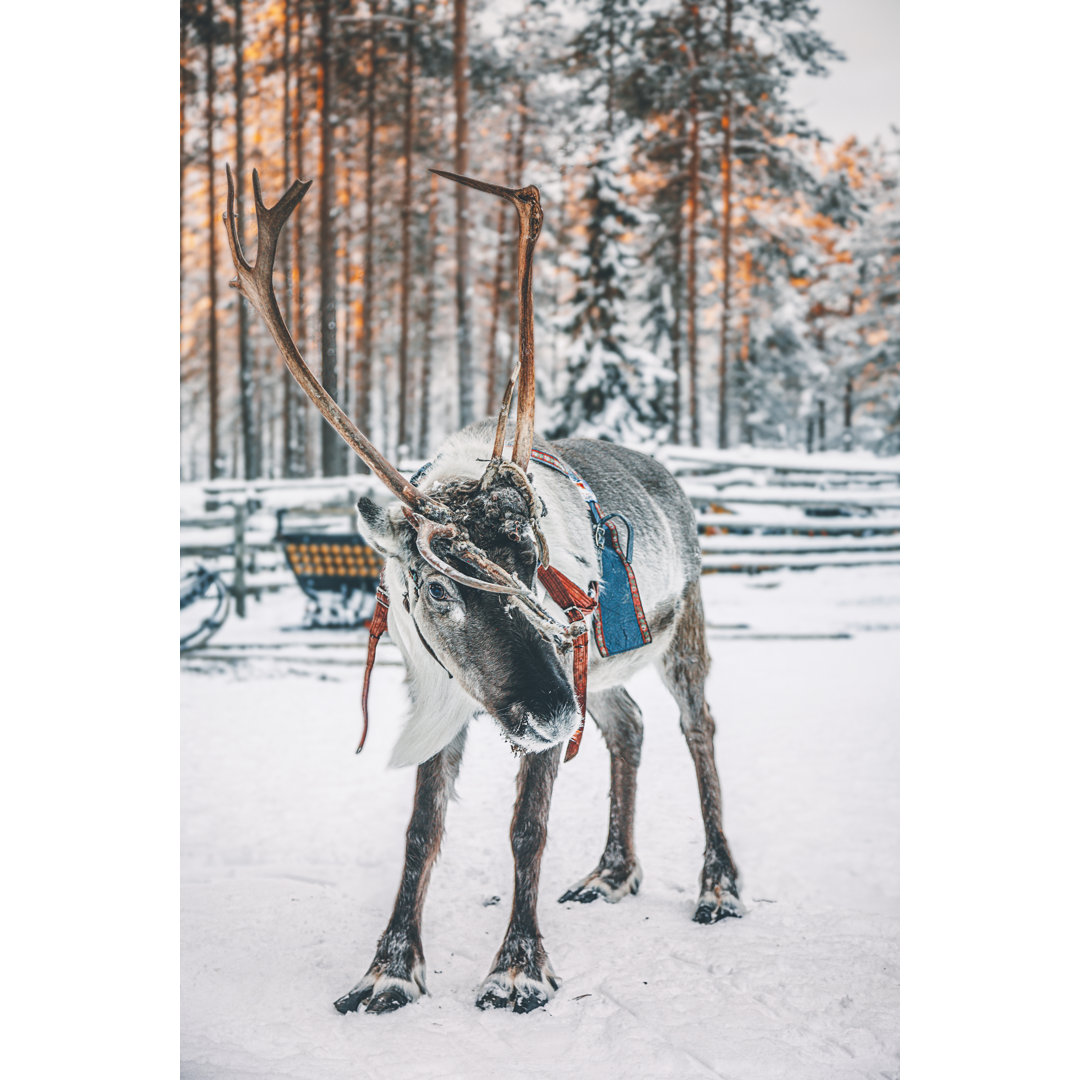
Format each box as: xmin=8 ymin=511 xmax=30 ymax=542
xmin=179 ymin=0 xmax=900 ymax=482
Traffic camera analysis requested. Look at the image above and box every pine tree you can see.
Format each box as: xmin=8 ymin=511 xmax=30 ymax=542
xmin=547 ymin=157 xmax=671 ymax=443
xmin=808 ymin=137 xmax=900 ymax=453
xmin=730 ymin=135 xmax=899 ymax=455
xmin=625 ymin=0 xmax=841 ymax=447
xmin=546 ymin=0 xmax=670 ymax=444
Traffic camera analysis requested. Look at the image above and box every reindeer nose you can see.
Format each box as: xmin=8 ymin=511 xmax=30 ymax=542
xmin=500 ymin=690 xmax=578 ymax=752
xmin=526 ymin=703 xmax=578 ymax=747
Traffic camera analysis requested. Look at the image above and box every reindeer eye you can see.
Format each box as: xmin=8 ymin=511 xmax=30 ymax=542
xmin=428 ymin=582 xmax=448 ymax=602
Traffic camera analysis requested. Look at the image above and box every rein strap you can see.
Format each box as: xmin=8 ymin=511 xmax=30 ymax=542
xmin=357 ymin=579 xmax=390 ymax=754
xmin=537 ymin=564 xmax=597 ymax=762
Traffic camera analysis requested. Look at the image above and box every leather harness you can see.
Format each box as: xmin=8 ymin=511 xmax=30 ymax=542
xmin=357 ymin=562 xmax=596 ymax=763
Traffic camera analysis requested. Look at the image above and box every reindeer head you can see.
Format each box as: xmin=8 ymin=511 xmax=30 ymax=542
xmin=358 ymin=464 xmax=581 ymax=753
xmin=222 ymin=165 xmax=579 ymax=755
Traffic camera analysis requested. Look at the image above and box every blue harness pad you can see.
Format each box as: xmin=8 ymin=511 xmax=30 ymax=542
xmin=530 ymin=449 xmax=652 ymax=657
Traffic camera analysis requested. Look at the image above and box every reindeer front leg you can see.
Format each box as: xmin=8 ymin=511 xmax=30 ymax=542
xmin=334 ymin=727 xmax=467 ymax=1015
xmin=477 ymin=745 xmax=561 ymax=1013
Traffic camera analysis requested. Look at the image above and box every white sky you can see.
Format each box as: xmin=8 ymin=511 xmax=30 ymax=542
xmin=789 ymin=0 xmax=900 ymax=145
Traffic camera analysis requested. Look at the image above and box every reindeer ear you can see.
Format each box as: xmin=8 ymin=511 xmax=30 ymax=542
xmin=357 ymin=497 xmax=408 ymax=558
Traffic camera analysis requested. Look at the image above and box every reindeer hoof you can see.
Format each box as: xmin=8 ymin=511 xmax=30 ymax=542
xmin=365 ymin=986 xmax=413 ymax=1014
xmin=476 ymin=984 xmax=512 ymax=1010
xmin=334 ymin=969 xmax=426 ymax=1015
xmin=559 ymin=858 xmax=642 ymax=905
xmin=510 ymin=985 xmax=549 ymax=1014
xmin=333 ymin=986 xmax=371 ymax=1013
xmin=692 ymin=881 xmax=745 ymax=924
xmin=476 ymin=969 xmax=558 ymax=1013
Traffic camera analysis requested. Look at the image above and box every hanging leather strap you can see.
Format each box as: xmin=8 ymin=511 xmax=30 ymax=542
xmin=537 ymin=564 xmax=597 ymax=762
xmin=357 ymin=578 xmax=390 ymax=754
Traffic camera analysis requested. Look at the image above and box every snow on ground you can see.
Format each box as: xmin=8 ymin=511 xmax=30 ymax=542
xmin=181 ymin=567 xmax=899 ymax=1080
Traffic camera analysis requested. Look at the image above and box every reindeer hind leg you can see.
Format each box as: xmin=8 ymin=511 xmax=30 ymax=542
xmin=559 ymin=686 xmax=644 ymax=905
xmin=660 ymin=580 xmax=743 ymax=924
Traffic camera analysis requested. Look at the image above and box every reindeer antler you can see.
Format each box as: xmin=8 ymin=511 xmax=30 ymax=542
xmin=430 ymin=170 xmax=543 ymax=471
xmin=222 ymin=166 xmax=563 ymax=609
xmin=223 ymin=166 xmax=451 ymax=524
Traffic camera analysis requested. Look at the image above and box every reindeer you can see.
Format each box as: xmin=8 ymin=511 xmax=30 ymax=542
xmin=223 ymin=165 xmax=742 ymax=1016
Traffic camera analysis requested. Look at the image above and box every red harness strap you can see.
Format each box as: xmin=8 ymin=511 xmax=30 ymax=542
xmin=357 ymin=566 xmax=597 ymax=763
xmin=357 ymin=579 xmax=390 ymax=754
xmin=537 ymin=565 xmax=598 ymax=762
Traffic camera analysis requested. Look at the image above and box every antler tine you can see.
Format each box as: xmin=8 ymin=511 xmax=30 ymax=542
xmin=222 ymin=166 xmax=451 ymax=526
xmin=490 ymin=360 xmax=521 ymax=466
xmin=250 ymin=167 xmax=267 ymax=213
xmin=408 ymin=514 xmax=520 ymax=596
xmin=431 ymin=169 xmax=543 ymax=471
xmin=404 ymin=511 xmax=566 ymax=643
xmin=223 ymin=164 xmax=254 ymax=275
xmin=508 ymin=185 xmax=542 ymax=471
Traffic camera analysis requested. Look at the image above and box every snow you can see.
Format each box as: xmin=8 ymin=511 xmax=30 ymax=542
xmin=182 ymin=566 xmax=899 ymax=1079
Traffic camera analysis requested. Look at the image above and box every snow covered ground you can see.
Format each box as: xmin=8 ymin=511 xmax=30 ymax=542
xmin=181 ymin=566 xmax=899 ymax=1079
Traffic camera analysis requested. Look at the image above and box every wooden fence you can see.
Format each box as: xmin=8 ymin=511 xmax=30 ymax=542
xmin=654 ymin=446 xmax=900 ymax=574
xmin=180 ymin=448 xmax=899 ymax=614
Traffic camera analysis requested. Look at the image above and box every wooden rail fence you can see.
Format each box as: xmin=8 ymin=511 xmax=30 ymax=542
xmin=180 ymin=448 xmax=899 ymax=614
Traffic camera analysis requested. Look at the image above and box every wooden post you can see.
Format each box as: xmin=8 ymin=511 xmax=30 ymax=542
xmin=817 ymin=399 xmax=826 ymax=450
xmin=806 ymin=418 xmax=814 ymax=455
xmin=233 ymin=501 xmax=247 ymax=617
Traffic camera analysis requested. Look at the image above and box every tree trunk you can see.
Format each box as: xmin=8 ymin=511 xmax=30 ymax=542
xmin=358 ymin=4 xmax=378 ymax=461
xmin=418 ymin=170 xmax=439 ymax=458
xmin=397 ymin=0 xmax=416 ymax=456
xmin=843 ymin=376 xmax=853 ymax=451
xmin=342 ymin=169 xmax=352 ymax=429
xmin=718 ymin=0 xmax=734 ymax=449
xmin=290 ymin=0 xmax=310 ymax=475
xmin=205 ymin=15 xmax=222 ymax=479
xmin=281 ymin=0 xmax=296 ymax=476
xmin=485 ymin=123 xmax=511 ymax=416
xmin=234 ymin=0 xmax=258 ymax=479
xmin=318 ymin=0 xmax=344 ymax=476
xmin=486 ymin=198 xmax=508 ymax=415
xmin=740 ymin=301 xmax=752 ymax=445
xmin=509 ymin=79 xmax=527 ymax=378
xmin=686 ymin=12 xmax=700 ymax=449
xmin=181 ymin=44 xmax=190 ymax=475
xmin=604 ymin=0 xmax=615 ymax=138
xmin=453 ymin=0 xmax=474 ymax=427
xmin=671 ymin=180 xmax=684 ymax=444
xmin=180 ymin=58 xmax=186 ymax=279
